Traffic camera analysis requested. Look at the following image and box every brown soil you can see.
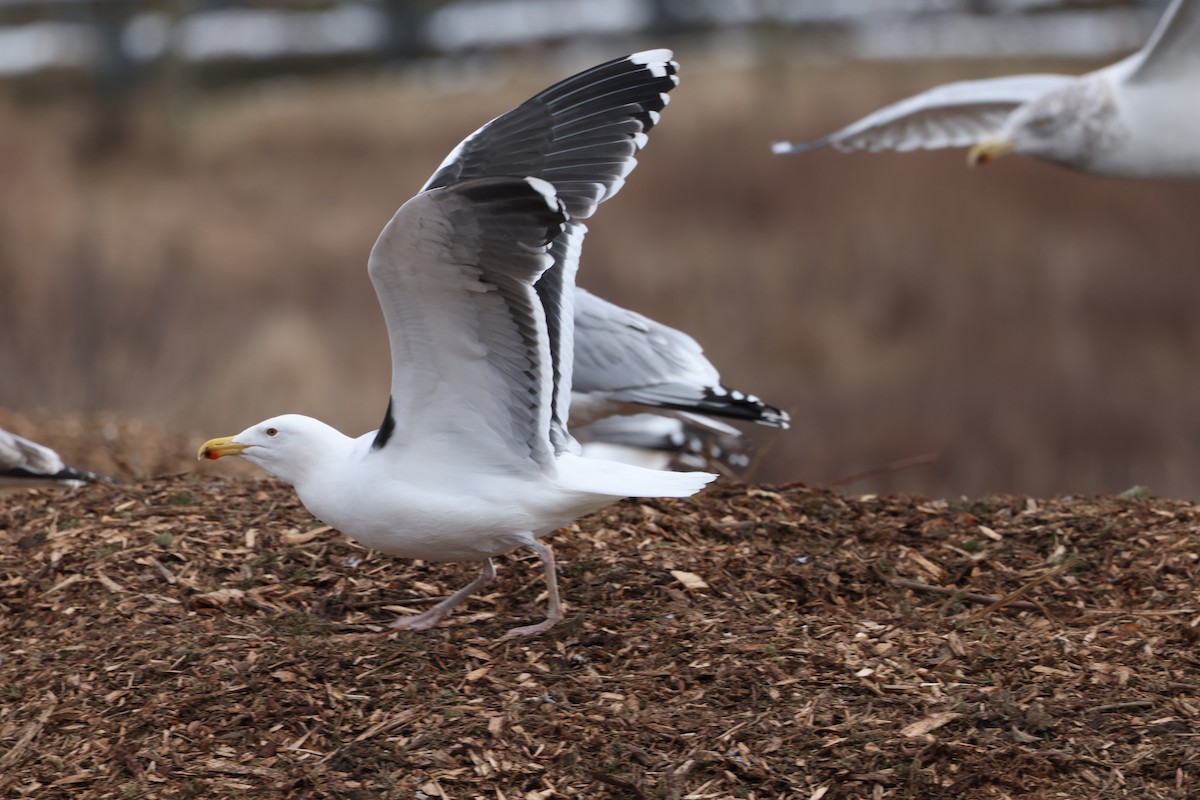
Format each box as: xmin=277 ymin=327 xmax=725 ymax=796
xmin=3 ymin=466 xmax=1198 ymax=798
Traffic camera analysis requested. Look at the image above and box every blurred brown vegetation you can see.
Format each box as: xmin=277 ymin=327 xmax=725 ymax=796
xmin=2 ymin=45 xmax=1199 ymax=497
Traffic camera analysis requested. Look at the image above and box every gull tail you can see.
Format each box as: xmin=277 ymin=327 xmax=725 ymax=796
xmin=556 ymin=452 xmax=716 ymax=499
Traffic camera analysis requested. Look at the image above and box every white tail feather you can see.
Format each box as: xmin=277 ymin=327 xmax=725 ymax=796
xmin=556 ymin=453 xmax=715 ymax=498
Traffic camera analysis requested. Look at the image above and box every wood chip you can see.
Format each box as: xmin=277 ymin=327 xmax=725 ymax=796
xmin=900 ymin=712 xmax=961 ymax=738
xmin=669 ymin=570 xmax=709 ymax=591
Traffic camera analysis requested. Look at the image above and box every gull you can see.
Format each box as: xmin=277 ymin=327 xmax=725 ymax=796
xmin=199 ymin=50 xmax=715 ymax=637
xmin=1 ymin=426 xmax=112 ymax=485
xmin=772 ymin=0 xmax=1200 ymax=178
xmin=572 ymin=288 xmax=790 ymax=429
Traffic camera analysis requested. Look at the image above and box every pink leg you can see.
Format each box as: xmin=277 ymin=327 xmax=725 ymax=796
xmin=388 ymin=559 xmax=496 ymax=631
xmin=503 ymin=541 xmax=563 ymax=638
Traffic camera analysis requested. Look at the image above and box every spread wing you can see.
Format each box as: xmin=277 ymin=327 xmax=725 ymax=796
xmin=367 ymin=177 xmax=568 ymax=474
xmin=571 ymin=289 xmax=790 ymax=428
xmin=1125 ymin=0 xmax=1200 ymax=85
xmin=421 ymin=49 xmax=679 ymax=221
xmin=771 ymin=74 xmax=1076 ymax=155
xmin=377 ymin=49 xmax=680 ymax=458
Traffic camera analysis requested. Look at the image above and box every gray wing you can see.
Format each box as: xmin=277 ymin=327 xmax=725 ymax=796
xmin=416 ymin=49 xmax=681 ymax=452
xmin=0 ymin=427 xmax=66 ymax=475
xmin=421 ymin=49 xmax=679 ymax=220
xmin=1125 ymin=0 xmax=1200 ymax=85
xmin=771 ymin=74 xmax=1076 ymax=155
xmin=536 ymin=219 xmax=587 ymax=454
xmin=367 ymin=177 xmax=568 ymax=473
xmin=574 ymin=412 xmax=753 ymax=475
xmin=0 ymin=427 xmax=111 ymax=483
xmin=571 ymin=289 xmax=790 ymax=429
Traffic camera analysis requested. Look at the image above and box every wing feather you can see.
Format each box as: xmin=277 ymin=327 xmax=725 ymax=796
xmin=0 ymin=427 xmax=65 ymax=475
xmin=772 ymin=74 xmax=1076 ymax=155
xmin=570 ymin=290 xmax=789 ymax=429
xmin=420 ymin=49 xmax=679 ymax=220
xmin=368 ymin=177 xmax=568 ymax=473
xmin=536 ymin=220 xmax=587 ymax=454
xmin=1125 ymin=0 xmax=1200 ymax=85
xmin=415 ymin=50 xmax=680 ymax=457
xmin=0 ymin=427 xmax=112 ymax=483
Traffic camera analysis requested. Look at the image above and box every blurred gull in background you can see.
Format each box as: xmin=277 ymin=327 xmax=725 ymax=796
xmin=773 ymin=0 xmax=1200 ymax=179
xmin=0 ymin=426 xmax=113 ymax=486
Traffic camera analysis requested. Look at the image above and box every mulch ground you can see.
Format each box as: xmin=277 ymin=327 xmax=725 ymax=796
xmin=2 ymin=475 xmax=1199 ymax=799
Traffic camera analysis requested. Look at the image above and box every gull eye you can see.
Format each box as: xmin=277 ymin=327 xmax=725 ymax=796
xmin=1030 ymin=116 xmax=1052 ymax=130
xmin=266 ymin=427 xmax=279 ymax=437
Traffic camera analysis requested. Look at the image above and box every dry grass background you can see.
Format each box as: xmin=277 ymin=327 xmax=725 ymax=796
xmin=2 ymin=43 xmax=1200 ymax=497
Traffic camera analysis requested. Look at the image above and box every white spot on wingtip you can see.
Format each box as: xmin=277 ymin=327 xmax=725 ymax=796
xmin=648 ymin=110 xmax=661 ymax=125
xmin=660 ymin=92 xmax=671 ymax=106
xmin=730 ymin=390 xmax=745 ymax=401
xmin=630 ymin=49 xmax=673 ymax=66
xmin=770 ymin=141 xmax=794 ymax=155
xmin=633 ymin=132 xmax=649 ymax=149
xmin=524 ymin=177 xmax=558 ymax=209
xmin=668 ymin=74 xmax=680 ymax=87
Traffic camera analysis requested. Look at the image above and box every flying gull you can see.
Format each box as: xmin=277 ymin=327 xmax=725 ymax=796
xmin=772 ymin=0 xmax=1200 ymax=178
xmin=1 ymin=426 xmax=112 ymax=485
xmin=572 ymin=288 xmax=790 ymax=430
xmin=199 ymin=50 xmax=715 ymax=637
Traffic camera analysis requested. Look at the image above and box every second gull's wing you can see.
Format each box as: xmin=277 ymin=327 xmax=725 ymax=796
xmin=771 ymin=74 xmax=1075 ymax=155
xmin=571 ymin=289 xmax=789 ymax=428
xmin=1124 ymin=0 xmax=1200 ymax=85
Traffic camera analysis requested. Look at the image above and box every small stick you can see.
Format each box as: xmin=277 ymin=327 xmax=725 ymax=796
xmin=883 ymin=574 xmax=1039 ymax=611
xmin=962 ymin=557 xmax=1079 ymax=625
xmin=1084 ymin=700 xmax=1154 ymax=714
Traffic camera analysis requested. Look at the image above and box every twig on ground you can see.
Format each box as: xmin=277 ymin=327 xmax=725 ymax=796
xmin=881 ymin=573 xmax=1039 ymax=611
xmin=962 ymin=558 xmax=1079 ymax=624
xmin=1085 ymin=700 xmax=1155 ymax=714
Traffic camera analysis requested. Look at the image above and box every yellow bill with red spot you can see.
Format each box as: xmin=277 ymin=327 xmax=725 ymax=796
xmin=197 ymin=436 xmax=249 ymax=461
xmin=967 ymin=137 xmax=1015 ymax=167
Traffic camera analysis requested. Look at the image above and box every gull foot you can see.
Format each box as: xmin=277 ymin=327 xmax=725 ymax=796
xmin=387 ymin=608 xmax=450 ymax=631
xmin=502 ymin=616 xmax=561 ymax=639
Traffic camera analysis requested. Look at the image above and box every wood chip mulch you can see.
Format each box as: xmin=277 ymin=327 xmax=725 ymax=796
xmin=2 ymin=477 xmax=1199 ymax=799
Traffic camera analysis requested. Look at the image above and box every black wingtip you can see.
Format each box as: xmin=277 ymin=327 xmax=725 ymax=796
xmin=1 ymin=464 xmax=119 ymax=485
xmin=659 ymin=387 xmax=791 ymax=429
